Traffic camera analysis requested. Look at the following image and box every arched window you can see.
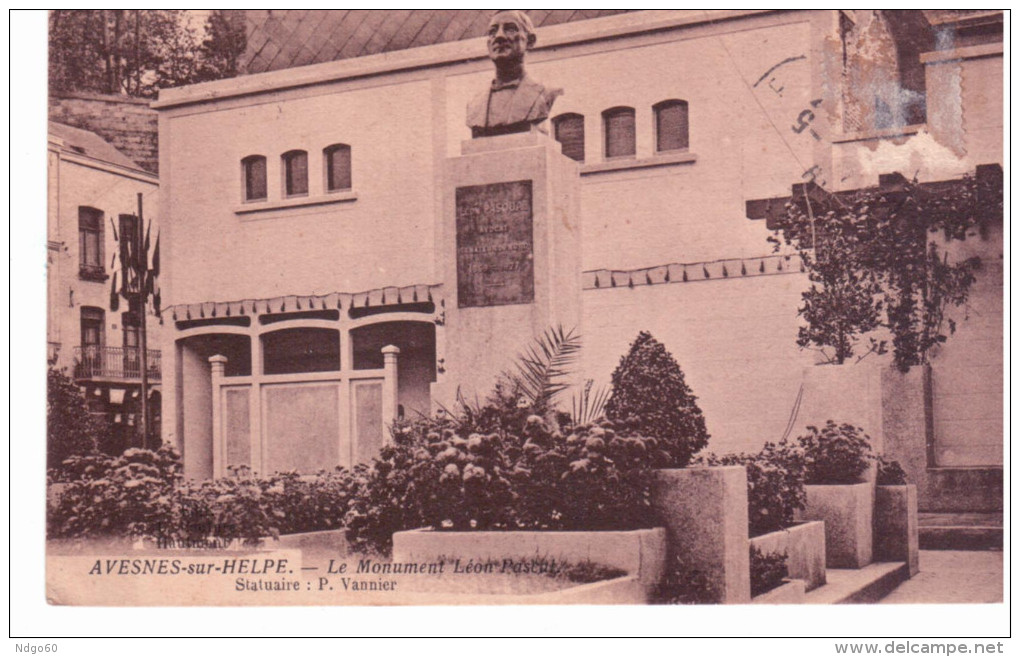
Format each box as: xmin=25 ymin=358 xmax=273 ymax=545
xmin=552 ymin=113 xmax=585 ymax=162
xmin=603 ymin=106 xmax=636 ymax=158
xmin=242 ymin=155 xmax=267 ymax=202
xmin=324 ymin=144 xmax=352 ymax=192
xmin=654 ymin=100 xmax=689 ymax=152
xmin=282 ymin=150 xmax=309 ymax=197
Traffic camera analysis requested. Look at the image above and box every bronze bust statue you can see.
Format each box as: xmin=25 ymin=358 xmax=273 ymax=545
xmin=467 ymin=10 xmax=562 ymax=138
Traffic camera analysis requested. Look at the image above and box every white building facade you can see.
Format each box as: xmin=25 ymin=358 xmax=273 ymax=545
xmin=154 ymin=11 xmax=1002 ymax=511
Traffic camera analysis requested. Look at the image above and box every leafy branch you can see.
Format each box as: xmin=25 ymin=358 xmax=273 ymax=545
xmin=770 ymin=170 xmax=1000 ymax=371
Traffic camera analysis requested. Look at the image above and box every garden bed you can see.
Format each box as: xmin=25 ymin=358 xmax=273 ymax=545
xmin=395 ymin=574 xmax=645 ymax=605
xmin=392 ymin=527 xmax=666 ymax=596
xmin=749 ymin=521 xmax=826 ymax=591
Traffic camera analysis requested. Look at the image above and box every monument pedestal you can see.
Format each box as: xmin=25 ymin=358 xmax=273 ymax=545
xmin=434 ymin=129 xmax=581 ymax=405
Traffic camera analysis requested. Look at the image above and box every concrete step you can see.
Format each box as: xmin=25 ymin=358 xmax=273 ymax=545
xmin=803 ymin=562 xmax=909 ymax=604
xmin=918 ymin=512 xmax=1003 ymax=550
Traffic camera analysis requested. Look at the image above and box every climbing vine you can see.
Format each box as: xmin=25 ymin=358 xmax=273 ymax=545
xmin=769 ymin=170 xmax=1001 ymax=372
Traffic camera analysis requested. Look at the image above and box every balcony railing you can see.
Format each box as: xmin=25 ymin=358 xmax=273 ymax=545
xmin=74 ymin=346 xmax=161 ymax=382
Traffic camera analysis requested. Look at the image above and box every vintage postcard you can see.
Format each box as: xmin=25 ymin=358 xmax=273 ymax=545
xmin=39 ymin=9 xmax=1004 ymax=618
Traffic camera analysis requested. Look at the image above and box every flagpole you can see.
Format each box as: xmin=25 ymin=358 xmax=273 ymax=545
xmin=137 ymin=192 xmax=150 ymax=450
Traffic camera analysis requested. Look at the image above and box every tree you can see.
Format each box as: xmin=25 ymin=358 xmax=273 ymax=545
xmin=604 ymin=331 xmax=710 ymax=467
xmin=770 ymin=170 xmax=1001 ymax=371
xmin=194 ymin=10 xmax=247 ymax=83
xmin=49 ymin=10 xmax=246 ymax=98
xmin=47 ymin=367 xmax=111 ymax=469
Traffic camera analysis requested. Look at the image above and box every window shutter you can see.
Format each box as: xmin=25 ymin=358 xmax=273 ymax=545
xmin=553 ymin=114 xmax=585 ymax=162
xmin=656 ymin=100 xmax=689 ymax=152
xmin=604 ymin=107 xmax=636 ymax=158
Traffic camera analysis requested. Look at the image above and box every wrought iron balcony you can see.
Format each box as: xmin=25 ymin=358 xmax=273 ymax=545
xmin=73 ymin=346 xmax=161 ymax=382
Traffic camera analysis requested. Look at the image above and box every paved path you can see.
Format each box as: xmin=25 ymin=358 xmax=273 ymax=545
xmin=880 ymin=550 xmax=1003 ymax=604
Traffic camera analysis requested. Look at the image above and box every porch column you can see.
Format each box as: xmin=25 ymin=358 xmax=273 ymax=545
xmin=381 ymin=345 xmax=400 ymax=443
xmin=209 ymin=354 xmax=227 ymax=478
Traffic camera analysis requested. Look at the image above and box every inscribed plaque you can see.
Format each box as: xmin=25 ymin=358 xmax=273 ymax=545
xmin=456 ymin=180 xmax=534 ymax=307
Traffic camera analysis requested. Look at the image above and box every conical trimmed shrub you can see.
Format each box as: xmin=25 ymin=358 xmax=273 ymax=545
xmin=605 ymin=331 xmax=709 ymax=467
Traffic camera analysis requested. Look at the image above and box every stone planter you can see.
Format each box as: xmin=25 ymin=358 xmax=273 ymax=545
xmin=507 ymin=575 xmax=645 ymax=605
xmin=874 ymin=484 xmax=919 ymax=576
xmin=392 ymin=527 xmax=666 ymax=598
xmin=751 ymin=578 xmax=806 ymax=605
xmin=273 ymin=528 xmax=348 ymax=556
xmin=651 ymin=467 xmax=750 ymax=603
xmin=394 ymin=575 xmax=647 ymax=605
xmin=799 ymin=482 xmax=873 ymax=569
xmin=749 ymin=521 xmax=826 ymax=591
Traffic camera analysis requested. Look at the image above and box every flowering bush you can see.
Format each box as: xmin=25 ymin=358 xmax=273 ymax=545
xmin=698 ymin=438 xmax=807 ymax=537
xmin=47 ymin=445 xmax=183 ymax=539
xmin=344 ymin=415 xmax=660 ymax=555
xmin=798 ymin=421 xmax=874 ymax=485
xmin=48 ymin=447 xmax=354 ymax=545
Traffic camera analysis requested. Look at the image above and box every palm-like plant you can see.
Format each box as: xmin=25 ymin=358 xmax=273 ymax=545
xmin=571 ymin=378 xmax=611 ymax=426
xmin=505 ymin=325 xmax=582 ymax=412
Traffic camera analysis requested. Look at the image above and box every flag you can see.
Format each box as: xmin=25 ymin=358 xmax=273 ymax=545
xmin=110 ymin=271 xmax=119 ymax=312
xmin=143 ymin=219 xmax=151 ymax=265
xmin=151 ymin=233 xmax=160 ymax=278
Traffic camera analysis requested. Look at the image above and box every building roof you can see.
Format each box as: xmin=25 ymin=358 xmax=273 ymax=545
xmin=238 ymin=10 xmax=632 ymax=74
xmin=48 ymin=120 xmax=147 ymax=173
xmin=156 ymin=10 xmax=772 ymax=109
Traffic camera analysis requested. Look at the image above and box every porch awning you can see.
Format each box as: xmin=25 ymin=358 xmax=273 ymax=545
xmin=167 ymin=283 xmax=443 ymax=322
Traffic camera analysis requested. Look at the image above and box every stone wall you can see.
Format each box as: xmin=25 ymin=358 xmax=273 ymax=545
xmin=49 ymin=92 xmax=159 ymax=174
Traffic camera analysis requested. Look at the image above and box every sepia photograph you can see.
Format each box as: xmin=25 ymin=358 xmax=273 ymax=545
xmin=15 ymin=7 xmax=1008 ymax=642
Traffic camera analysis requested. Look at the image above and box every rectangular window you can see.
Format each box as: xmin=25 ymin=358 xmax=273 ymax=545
xmin=81 ymin=308 xmax=104 ymax=348
xmin=325 ymin=144 xmax=352 ymax=192
xmin=604 ymin=107 xmax=636 ymax=158
xmin=243 ymin=155 xmax=267 ymax=201
xmin=284 ymin=150 xmax=309 ymax=197
xmin=78 ymin=207 xmax=104 ymax=279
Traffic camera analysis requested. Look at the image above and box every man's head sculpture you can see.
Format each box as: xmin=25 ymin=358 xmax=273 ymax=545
xmin=467 ymin=10 xmax=562 ymax=138
xmin=486 ymin=10 xmax=536 ymax=69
